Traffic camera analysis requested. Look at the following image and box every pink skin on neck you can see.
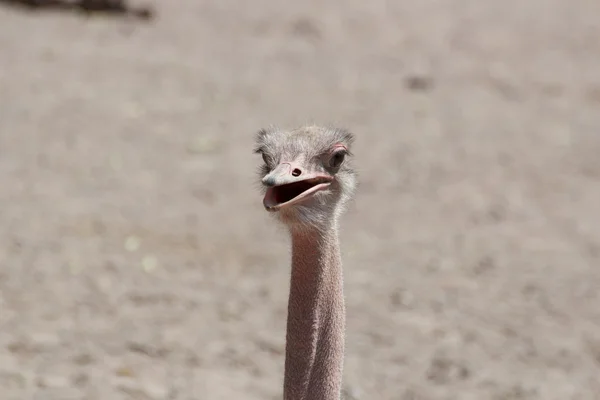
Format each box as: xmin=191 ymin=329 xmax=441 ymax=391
xmin=284 ymin=227 xmax=345 ymax=400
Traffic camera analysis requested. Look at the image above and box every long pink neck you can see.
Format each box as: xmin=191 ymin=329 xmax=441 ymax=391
xmin=284 ymin=227 xmax=345 ymax=400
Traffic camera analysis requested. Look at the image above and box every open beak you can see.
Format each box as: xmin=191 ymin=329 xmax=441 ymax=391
xmin=262 ymin=164 xmax=333 ymax=212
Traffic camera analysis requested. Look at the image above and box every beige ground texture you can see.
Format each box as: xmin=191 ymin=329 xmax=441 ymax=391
xmin=1 ymin=1 xmax=600 ymax=399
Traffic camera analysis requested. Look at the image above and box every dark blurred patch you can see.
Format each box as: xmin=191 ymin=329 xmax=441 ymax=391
xmin=0 ymin=0 xmax=154 ymax=21
xmin=289 ymin=17 xmax=321 ymax=41
xmin=472 ymin=255 xmax=495 ymax=276
xmin=489 ymin=79 xmax=521 ymax=101
xmin=404 ymin=74 xmax=434 ymax=92
xmin=426 ymin=354 xmax=471 ymax=385
xmin=537 ymin=82 xmax=564 ymax=99
xmin=585 ymin=85 xmax=600 ymax=104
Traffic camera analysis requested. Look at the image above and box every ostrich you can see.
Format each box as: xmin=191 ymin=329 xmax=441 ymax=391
xmin=254 ymin=125 xmax=357 ymax=400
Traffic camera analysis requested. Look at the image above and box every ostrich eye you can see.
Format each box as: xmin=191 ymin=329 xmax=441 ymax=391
xmin=329 ymin=150 xmax=346 ymax=168
xmin=262 ymin=152 xmax=270 ymax=165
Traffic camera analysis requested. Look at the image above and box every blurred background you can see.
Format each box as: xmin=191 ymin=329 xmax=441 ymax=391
xmin=1 ymin=1 xmax=599 ymax=399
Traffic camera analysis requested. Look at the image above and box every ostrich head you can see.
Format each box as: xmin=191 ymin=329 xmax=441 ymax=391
xmin=254 ymin=125 xmax=357 ymax=231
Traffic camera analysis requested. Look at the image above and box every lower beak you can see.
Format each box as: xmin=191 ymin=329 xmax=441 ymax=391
xmin=263 ymin=177 xmax=333 ymax=211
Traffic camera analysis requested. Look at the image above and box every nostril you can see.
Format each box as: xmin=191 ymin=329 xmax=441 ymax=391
xmin=292 ymin=168 xmax=302 ymax=177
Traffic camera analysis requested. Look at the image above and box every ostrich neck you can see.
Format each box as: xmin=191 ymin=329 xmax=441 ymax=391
xmin=284 ymin=227 xmax=345 ymax=400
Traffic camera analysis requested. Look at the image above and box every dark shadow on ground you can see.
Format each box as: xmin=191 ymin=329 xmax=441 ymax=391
xmin=0 ymin=0 xmax=154 ymax=21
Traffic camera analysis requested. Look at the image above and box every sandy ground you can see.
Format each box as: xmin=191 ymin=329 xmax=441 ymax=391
xmin=1 ymin=1 xmax=600 ymax=399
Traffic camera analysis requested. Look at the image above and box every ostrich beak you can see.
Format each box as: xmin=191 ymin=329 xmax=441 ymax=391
xmin=262 ymin=164 xmax=333 ymax=211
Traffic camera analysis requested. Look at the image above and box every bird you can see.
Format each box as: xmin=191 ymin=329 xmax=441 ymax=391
xmin=254 ymin=125 xmax=357 ymax=400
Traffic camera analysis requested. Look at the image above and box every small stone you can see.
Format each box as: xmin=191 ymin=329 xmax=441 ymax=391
xmin=141 ymin=255 xmax=158 ymax=272
xmin=390 ymin=288 xmax=414 ymax=308
xmin=118 ymin=381 xmax=167 ymax=400
xmin=127 ymin=341 xmax=168 ymax=358
xmin=125 ymin=235 xmax=141 ymax=252
xmin=115 ymin=366 xmax=135 ymax=377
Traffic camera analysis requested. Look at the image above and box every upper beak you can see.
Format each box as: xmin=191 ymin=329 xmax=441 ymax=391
xmin=262 ymin=163 xmax=304 ymax=187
